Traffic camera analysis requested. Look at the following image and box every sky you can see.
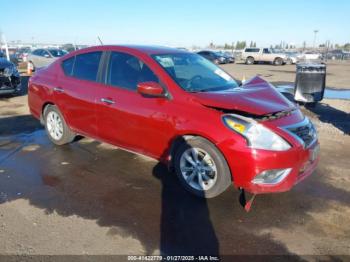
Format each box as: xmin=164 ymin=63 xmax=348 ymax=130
xmin=1 ymin=0 xmax=349 ymax=47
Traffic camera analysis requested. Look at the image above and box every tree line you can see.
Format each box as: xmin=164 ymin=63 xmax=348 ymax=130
xmin=207 ymin=41 xmax=350 ymax=51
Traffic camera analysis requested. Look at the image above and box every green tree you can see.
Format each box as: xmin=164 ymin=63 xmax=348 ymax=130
xmin=344 ymin=43 xmax=350 ymax=51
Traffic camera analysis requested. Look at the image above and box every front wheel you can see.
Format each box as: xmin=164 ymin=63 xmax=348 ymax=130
xmin=44 ymin=105 xmax=75 ymax=145
xmin=174 ymin=137 xmax=232 ymax=198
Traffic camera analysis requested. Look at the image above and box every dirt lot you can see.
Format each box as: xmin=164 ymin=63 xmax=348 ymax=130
xmin=0 ymin=62 xmax=349 ymax=260
xmin=224 ymin=60 xmax=350 ymax=89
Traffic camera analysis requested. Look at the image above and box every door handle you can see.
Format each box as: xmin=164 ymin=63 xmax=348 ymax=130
xmin=53 ymin=87 xmax=64 ymax=93
xmin=100 ymin=98 xmax=115 ymax=105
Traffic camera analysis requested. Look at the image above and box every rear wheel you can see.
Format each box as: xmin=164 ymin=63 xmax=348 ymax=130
xmin=174 ymin=137 xmax=231 ymax=198
xmin=44 ymin=105 xmax=75 ymax=145
xmin=274 ymin=57 xmax=283 ymax=66
xmin=246 ymin=57 xmax=254 ymax=65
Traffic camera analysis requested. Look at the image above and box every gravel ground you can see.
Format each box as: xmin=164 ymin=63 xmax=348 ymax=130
xmin=221 ymin=60 xmax=350 ymax=89
xmin=0 ymin=63 xmax=349 ymax=260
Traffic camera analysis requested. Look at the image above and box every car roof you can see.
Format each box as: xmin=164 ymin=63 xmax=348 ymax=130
xmin=77 ymin=45 xmax=188 ymax=55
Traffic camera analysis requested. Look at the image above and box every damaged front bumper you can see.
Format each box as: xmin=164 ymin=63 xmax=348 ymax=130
xmin=217 ymin=113 xmax=320 ymax=195
xmin=0 ymin=75 xmax=21 ymax=95
xmin=221 ymin=138 xmax=319 ymax=194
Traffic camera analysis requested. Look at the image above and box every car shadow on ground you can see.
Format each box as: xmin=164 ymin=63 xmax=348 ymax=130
xmin=0 ymin=115 xmax=42 ymax=136
xmin=0 ymin=115 xmax=349 ymax=259
xmin=304 ymin=103 xmax=350 ymax=135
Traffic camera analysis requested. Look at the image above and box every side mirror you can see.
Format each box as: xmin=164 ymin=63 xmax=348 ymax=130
xmin=44 ymin=54 xmax=50 ymax=58
xmin=137 ymin=81 xmax=165 ymax=97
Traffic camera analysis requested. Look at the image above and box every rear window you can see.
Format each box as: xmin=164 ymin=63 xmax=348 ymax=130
xmin=245 ymin=48 xmax=260 ymax=53
xmin=72 ymin=52 xmax=102 ymax=81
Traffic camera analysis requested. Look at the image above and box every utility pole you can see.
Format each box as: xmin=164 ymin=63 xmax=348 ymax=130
xmin=325 ymin=40 xmax=330 ymax=62
xmin=0 ymin=31 xmax=10 ymax=61
xmin=313 ymin=30 xmax=319 ymax=49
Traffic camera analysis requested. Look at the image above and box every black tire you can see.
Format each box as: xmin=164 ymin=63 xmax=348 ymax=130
xmin=174 ymin=137 xmax=232 ymax=198
xmin=274 ymin=57 xmax=283 ymax=66
xmin=44 ymin=105 xmax=75 ymax=145
xmin=246 ymin=57 xmax=254 ymax=65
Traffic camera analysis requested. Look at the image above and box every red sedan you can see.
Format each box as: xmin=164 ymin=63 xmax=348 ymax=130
xmin=28 ymin=45 xmax=319 ymax=201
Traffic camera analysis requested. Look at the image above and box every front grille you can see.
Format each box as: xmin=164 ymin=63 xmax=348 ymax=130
xmin=285 ymin=118 xmax=317 ymax=148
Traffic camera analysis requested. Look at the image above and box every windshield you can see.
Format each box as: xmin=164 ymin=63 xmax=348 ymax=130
xmin=152 ymin=53 xmax=238 ymax=92
xmin=49 ymin=49 xmax=68 ymax=57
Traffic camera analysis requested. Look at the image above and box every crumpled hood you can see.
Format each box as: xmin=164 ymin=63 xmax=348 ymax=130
xmin=190 ymin=76 xmax=296 ymax=115
xmin=0 ymin=58 xmax=14 ymax=69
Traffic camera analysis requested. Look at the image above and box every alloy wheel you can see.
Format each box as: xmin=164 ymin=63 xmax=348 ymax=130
xmin=46 ymin=111 xmax=63 ymax=141
xmin=179 ymin=147 xmax=218 ymax=191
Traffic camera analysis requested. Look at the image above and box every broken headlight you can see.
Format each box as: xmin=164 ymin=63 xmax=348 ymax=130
xmin=222 ymin=114 xmax=291 ymax=151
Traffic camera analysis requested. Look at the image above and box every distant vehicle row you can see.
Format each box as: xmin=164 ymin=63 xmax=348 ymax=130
xmin=197 ymin=50 xmax=235 ymax=64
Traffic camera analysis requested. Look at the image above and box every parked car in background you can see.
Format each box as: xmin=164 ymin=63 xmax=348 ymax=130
xmin=28 ymin=45 xmax=319 ymax=201
xmin=297 ymin=51 xmax=322 ymax=61
xmin=16 ymin=47 xmax=31 ymax=62
xmin=285 ymin=51 xmax=300 ymax=64
xmin=197 ymin=50 xmax=228 ymax=64
xmin=325 ymin=49 xmax=350 ymax=60
xmin=27 ymin=48 xmax=68 ymax=70
xmin=218 ymin=51 xmax=235 ymax=63
xmin=242 ymin=47 xmax=287 ymax=65
xmin=0 ymin=51 xmax=21 ymax=95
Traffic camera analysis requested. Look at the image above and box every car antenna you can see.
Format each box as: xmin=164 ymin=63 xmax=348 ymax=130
xmin=97 ymin=36 xmax=103 ymax=45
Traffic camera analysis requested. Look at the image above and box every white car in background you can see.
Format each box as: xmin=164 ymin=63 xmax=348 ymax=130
xmin=241 ymin=47 xmax=287 ymax=65
xmin=284 ymin=51 xmax=300 ymax=64
xmin=27 ymin=48 xmax=68 ymax=70
xmin=297 ymin=51 xmax=322 ymax=61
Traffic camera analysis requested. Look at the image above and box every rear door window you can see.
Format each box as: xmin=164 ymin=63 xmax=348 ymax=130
xmin=245 ymin=48 xmax=260 ymax=53
xmin=107 ymin=51 xmax=159 ymax=91
xmin=61 ymin=56 xmax=75 ymax=76
xmin=72 ymin=52 xmax=102 ymax=81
